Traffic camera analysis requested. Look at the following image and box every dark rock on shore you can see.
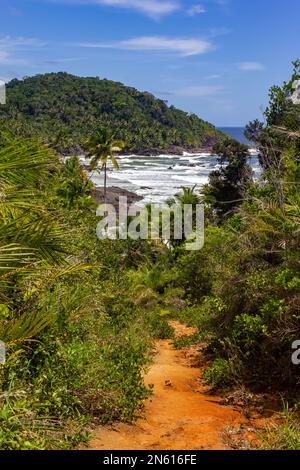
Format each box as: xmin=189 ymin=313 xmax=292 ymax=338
xmin=64 ymin=143 xmax=215 ymax=160
xmin=91 ymin=186 xmax=143 ymax=209
xmin=131 ymin=143 xmax=216 ymax=157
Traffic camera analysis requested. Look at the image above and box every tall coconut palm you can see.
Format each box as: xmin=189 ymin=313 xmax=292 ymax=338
xmin=85 ymin=128 xmax=124 ymax=202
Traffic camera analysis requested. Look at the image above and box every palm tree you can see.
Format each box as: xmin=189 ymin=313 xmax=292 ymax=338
xmin=174 ymin=185 xmax=200 ymax=206
xmin=85 ymin=128 xmax=124 ymax=202
xmin=165 ymin=186 xmax=201 ymax=249
xmin=0 ymin=138 xmax=65 ymax=344
xmin=0 ymin=138 xmax=91 ymax=345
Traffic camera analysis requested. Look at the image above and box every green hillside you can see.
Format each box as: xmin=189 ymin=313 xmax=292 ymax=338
xmin=0 ymin=72 xmax=223 ymax=154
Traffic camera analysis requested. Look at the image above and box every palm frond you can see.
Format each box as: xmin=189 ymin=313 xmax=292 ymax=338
xmin=0 ymin=244 xmax=36 ymax=273
xmin=0 ymin=310 xmax=56 ymax=344
xmin=0 ymin=139 xmax=57 ymax=186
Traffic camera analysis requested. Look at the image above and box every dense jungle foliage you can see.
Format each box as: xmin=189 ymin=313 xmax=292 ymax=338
xmin=0 ymin=61 xmax=300 ymax=450
xmin=0 ymin=72 xmax=223 ymax=154
xmin=0 ymin=135 xmax=175 ymax=449
xmin=145 ymin=61 xmax=300 ymax=447
xmin=181 ymin=61 xmax=300 ymax=393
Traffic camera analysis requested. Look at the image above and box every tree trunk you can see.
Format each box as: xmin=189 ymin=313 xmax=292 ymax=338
xmin=104 ymin=163 xmax=107 ymax=203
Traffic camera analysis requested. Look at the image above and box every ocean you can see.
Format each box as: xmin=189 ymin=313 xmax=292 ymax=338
xmin=91 ymin=152 xmax=219 ymax=205
xmin=218 ymin=127 xmax=252 ymax=145
xmin=88 ymin=140 xmax=260 ymax=205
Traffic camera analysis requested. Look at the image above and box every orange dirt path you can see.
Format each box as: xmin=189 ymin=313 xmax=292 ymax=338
xmin=84 ymin=321 xmax=249 ymax=450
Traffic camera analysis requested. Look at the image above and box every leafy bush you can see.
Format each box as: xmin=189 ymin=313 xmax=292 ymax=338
xmin=232 ymin=313 xmax=268 ymax=351
xmin=203 ymin=359 xmax=235 ymax=388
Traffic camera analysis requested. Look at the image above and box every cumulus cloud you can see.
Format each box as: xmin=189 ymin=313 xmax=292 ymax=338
xmin=239 ymin=62 xmax=265 ymax=71
xmin=78 ymin=36 xmax=214 ymax=56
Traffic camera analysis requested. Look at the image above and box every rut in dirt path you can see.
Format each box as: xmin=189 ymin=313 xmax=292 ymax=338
xmin=84 ymin=321 xmax=250 ymax=450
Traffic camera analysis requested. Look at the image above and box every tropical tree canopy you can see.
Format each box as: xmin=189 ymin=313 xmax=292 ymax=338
xmin=85 ymin=127 xmax=124 ymax=172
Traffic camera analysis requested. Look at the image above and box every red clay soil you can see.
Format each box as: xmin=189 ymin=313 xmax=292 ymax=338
xmin=83 ymin=321 xmax=256 ymax=450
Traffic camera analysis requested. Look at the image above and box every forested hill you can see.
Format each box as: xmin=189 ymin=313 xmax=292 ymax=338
xmin=0 ymin=72 xmax=224 ymax=154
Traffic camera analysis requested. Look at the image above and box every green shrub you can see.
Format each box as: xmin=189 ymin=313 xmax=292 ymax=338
xmin=173 ymin=332 xmax=201 ymax=350
xmin=261 ymin=402 xmax=300 ymax=450
xmin=145 ymin=309 xmax=174 ymax=339
xmin=232 ymin=313 xmax=268 ymax=350
xmin=203 ymin=359 xmax=235 ymax=388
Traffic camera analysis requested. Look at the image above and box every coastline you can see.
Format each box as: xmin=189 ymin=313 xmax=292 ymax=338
xmin=88 ymin=146 xmax=259 ymax=207
xmin=65 ymin=141 xmax=258 ymax=160
xmin=66 ymin=145 xmax=214 ymax=159
xmin=91 ymin=186 xmax=143 ymax=208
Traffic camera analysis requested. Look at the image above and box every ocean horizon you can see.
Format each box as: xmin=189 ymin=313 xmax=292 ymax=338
xmin=218 ymin=127 xmax=252 ymax=145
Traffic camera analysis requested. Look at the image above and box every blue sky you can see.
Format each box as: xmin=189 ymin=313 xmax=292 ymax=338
xmin=0 ymin=0 xmax=299 ymax=126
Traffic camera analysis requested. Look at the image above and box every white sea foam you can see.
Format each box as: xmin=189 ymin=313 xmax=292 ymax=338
xmin=91 ymin=151 xmax=260 ymax=205
xmin=171 ymin=174 xmax=208 ymax=184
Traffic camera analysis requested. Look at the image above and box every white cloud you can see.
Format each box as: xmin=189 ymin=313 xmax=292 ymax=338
xmin=205 ymin=74 xmax=221 ymax=79
xmin=212 ymin=99 xmax=235 ymax=113
xmin=0 ymin=51 xmax=10 ymax=65
xmin=175 ymin=85 xmax=223 ymax=97
xmin=0 ymin=74 xmax=17 ymax=83
xmin=8 ymin=7 xmax=23 ymax=16
xmin=0 ymin=36 xmax=45 ymax=49
xmin=0 ymin=36 xmax=46 ymax=65
xmin=215 ymin=0 xmax=230 ymax=7
xmin=49 ymin=0 xmax=180 ymax=18
xmin=239 ymin=62 xmax=265 ymax=71
xmin=43 ymin=57 xmax=83 ymax=65
xmin=100 ymin=0 xmax=179 ymax=17
xmin=78 ymin=36 xmax=214 ymax=56
xmin=187 ymin=4 xmax=206 ymax=16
